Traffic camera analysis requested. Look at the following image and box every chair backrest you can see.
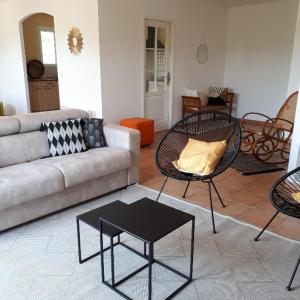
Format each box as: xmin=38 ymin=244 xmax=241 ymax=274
xmin=155 ymin=111 xmax=241 ymax=179
xmin=270 ymin=166 xmax=300 ymax=219
xmin=276 ymin=91 xmax=298 ymax=124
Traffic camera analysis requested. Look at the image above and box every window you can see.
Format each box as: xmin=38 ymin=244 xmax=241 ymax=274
xmin=38 ymin=28 xmax=56 ymax=65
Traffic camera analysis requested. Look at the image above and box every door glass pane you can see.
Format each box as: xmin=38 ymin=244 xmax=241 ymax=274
xmin=157 ymin=27 xmax=166 ymax=49
xmin=146 ymin=71 xmax=156 ymax=93
xmin=146 ymin=26 xmax=155 ymax=48
xmin=146 ymin=48 xmax=156 ymax=93
xmin=156 ymin=50 xmax=166 ymax=94
xmin=146 ymin=49 xmax=154 ymax=71
xmin=157 ymin=50 xmax=166 ymax=80
xmin=40 ymin=30 xmax=56 ymax=64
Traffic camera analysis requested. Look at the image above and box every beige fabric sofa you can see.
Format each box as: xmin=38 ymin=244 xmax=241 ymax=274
xmin=0 ymin=109 xmax=140 ymax=231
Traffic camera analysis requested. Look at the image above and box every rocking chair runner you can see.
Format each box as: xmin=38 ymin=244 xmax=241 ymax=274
xmin=254 ymin=166 xmax=300 ymax=291
xmin=155 ymin=111 xmax=241 ymax=233
xmin=240 ymin=91 xmax=298 ymax=164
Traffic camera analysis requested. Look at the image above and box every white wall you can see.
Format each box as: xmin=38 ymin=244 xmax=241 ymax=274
xmin=288 ymin=3 xmax=300 ymax=94
xmin=99 ymin=0 xmax=228 ymax=124
xmin=288 ymin=89 xmax=300 ymax=170
xmin=0 ymin=0 xmax=102 ymax=116
xmin=288 ymin=3 xmax=300 ymax=170
xmin=224 ymin=0 xmax=298 ymax=119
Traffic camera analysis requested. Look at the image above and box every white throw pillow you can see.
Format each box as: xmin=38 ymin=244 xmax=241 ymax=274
xmin=185 ymin=88 xmax=199 ymax=97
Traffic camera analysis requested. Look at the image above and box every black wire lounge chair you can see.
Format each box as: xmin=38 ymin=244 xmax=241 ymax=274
xmin=155 ymin=111 xmax=241 ymax=233
xmin=254 ymin=166 xmax=300 ymax=291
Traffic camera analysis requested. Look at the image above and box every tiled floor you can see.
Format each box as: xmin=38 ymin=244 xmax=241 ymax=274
xmin=140 ymin=132 xmax=300 ymax=241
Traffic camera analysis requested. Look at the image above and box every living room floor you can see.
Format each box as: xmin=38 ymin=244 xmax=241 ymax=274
xmin=140 ymin=131 xmax=300 ymax=241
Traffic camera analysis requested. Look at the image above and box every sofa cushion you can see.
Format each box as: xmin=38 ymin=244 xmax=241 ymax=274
xmin=0 ymin=117 xmax=20 ymax=137
xmin=0 ymin=162 xmax=65 ymax=210
xmin=41 ymin=119 xmax=87 ymax=157
xmin=0 ymin=131 xmax=49 ymax=168
xmin=82 ymin=118 xmax=107 ymax=148
xmin=16 ymin=109 xmax=89 ymax=133
xmin=33 ymin=147 xmax=131 ymax=188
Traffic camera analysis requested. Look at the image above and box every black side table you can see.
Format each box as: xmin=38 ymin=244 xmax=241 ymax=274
xmin=76 ymin=201 xmax=127 ymax=264
xmin=99 ymin=197 xmax=195 ymax=300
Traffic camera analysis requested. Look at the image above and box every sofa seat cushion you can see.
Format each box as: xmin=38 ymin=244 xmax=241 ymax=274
xmin=0 ymin=163 xmax=65 ymax=210
xmin=33 ymin=147 xmax=131 ymax=188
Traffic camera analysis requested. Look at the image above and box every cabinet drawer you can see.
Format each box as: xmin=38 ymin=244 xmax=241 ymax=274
xmin=183 ymin=98 xmax=200 ymax=106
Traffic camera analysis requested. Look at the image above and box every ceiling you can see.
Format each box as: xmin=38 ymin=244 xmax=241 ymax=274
xmin=209 ymin=0 xmax=286 ymax=7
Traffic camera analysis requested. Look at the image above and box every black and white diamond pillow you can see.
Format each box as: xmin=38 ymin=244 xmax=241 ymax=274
xmin=208 ymin=87 xmax=228 ymax=98
xmin=41 ymin=119 xmax=87 ymax=157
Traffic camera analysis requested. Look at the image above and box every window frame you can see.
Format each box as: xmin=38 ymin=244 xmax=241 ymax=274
xmin=37 ymin=26 xmax=57 ymax=66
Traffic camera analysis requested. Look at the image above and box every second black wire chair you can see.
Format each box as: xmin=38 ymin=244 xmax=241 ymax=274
xmin=254 ymin=166 xmax=300 ymax=291
xmin=155 ymin=111 xmax=241 ymax=233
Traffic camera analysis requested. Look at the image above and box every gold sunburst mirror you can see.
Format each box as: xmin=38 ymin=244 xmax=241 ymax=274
xmin=68 ymin=27 xmax=83 ymax=55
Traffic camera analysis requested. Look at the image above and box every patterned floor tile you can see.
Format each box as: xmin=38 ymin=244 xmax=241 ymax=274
xmin=194 ymin=279 xmax=245 ymax=300
xmin=238 ymin=282 xmax=300 ymax=300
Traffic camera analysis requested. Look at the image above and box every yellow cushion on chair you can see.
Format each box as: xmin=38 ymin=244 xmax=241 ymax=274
xmin=292 ymin=192 xmax=300 ymax=203
xmin=172 ymin=138 xmax=227 ymax=176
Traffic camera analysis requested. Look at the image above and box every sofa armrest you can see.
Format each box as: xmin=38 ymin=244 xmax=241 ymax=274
xmin=103 ymin=124 xmax=140 ymax=185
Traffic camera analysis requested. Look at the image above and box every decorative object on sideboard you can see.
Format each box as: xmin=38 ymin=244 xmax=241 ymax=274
xmin=68 ymin=27 xmax=84 ymax=55
xmin=197 ymin=44 xmax=208 ymax=64
xmin=27 ymin=59 xmax=45 ymax=79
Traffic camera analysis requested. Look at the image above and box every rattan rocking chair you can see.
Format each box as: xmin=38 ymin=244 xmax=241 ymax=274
xmin=254 ymin=166 xmax=300 ymax=291
xmin=155 ymin=111 xmax=241 ymax=233
xmin=240 ymin=91 xmax=298 ymax=164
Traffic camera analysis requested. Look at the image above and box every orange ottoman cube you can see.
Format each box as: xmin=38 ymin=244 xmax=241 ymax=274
xmin=120 ymin=117 xmax=154 ymax=146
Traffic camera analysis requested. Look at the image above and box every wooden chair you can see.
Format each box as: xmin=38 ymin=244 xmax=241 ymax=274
xmin=182 ymin=92 xmax=235 ymax=119
xmin=240 ymin=91 xmax=298 ymax=164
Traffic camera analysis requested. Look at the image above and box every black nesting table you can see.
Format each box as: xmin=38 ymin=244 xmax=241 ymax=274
xmin=76 ymin=200 xmax=127 ymax=264
xmin=77 ymin=197 xmax=195 ymax=300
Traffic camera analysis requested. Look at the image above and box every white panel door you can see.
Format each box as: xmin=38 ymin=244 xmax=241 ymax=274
xmin=145 ymin=20 xmax=171 ymax=132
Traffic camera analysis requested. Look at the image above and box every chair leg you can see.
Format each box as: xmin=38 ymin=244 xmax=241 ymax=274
xmin=182 ymin=181 xmax=191 ymax=198
xmin=208 ymin=181 xmax=217 ymax=234
xmin=156 ymin=176 xmax=169 ymax=202
xmin=211 ymin=180 xmax=226 ymax=208
xmin=254 ymin=211 xmax=279 ymax=241
xmin=287 ymin=255 xmax=300 ymax=291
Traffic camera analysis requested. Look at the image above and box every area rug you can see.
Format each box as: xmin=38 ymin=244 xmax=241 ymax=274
xmin=230 ymin=152 xmax=285 ymax=176
xmin=1 ymin=185 xmax=300 ymax=300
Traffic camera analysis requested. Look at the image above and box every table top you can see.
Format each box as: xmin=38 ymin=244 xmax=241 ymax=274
xmin=99 ymin=198 xmax=194 ymax=243
xmin=77 ymin=200 xmax=127 ymax=237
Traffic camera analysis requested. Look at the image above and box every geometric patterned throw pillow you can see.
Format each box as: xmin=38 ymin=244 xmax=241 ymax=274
xmin=208 ymin=87 xmax=228 ymax=98
xmin=81 ymin=118 xmax=107 ymax=149
xmin=41 ymin=119 xmax=87 ymax=157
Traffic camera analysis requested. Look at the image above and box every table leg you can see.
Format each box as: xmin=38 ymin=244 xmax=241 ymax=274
xmin=144 ymin=242 xmax=147 ymax=256
xmin=148 ymin=243 xmax=153 ymax=300
xmin=76 ymin=217 xmax=82 ymax=264
xmin=110 ymin=236 xmax=115 ymax=286
xmin=99 ymin=220 xmax=105 ymax=283
xmin=190 ymin=218 xmax=195 ymax=280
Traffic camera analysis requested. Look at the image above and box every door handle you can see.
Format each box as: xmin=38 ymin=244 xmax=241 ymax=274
xmin=167 ymin=72 xmax=171 ymax=86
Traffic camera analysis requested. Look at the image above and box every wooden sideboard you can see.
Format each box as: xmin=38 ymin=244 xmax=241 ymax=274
xmin=29 ymin=80 xmax=60 ymax=112
xmin=182 ymin=92 xmax=235 ymax=118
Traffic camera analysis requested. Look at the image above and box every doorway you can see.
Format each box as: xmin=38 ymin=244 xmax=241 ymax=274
xmin=22 ymin=13 xmax=60 ymax=112
xmin=144 ymin=19 xmax=172 ymax=132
